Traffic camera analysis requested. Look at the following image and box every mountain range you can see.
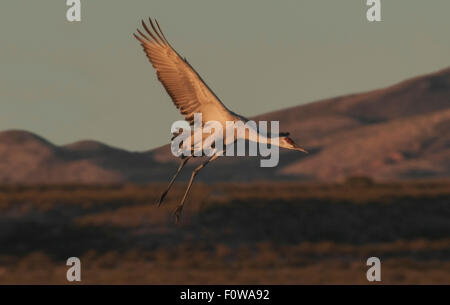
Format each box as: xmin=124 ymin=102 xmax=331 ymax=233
xmin=1 ymin=67 xmax=449 ymax=184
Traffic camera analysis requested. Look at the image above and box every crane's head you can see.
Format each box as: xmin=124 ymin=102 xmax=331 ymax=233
xmin=278 ymin=133 xmax=308 ymax=153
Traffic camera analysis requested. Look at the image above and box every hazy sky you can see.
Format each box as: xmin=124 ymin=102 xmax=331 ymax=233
xmin=1 ymin=0 xmax=449 ymax=150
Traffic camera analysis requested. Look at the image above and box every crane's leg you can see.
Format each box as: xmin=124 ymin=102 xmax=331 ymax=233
xmin=156 ymin=156 xmax=192 ymax=206
xmin=174 ymin=154 xmax=220 ymax=224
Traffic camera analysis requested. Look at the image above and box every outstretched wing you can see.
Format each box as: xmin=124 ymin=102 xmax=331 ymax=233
xmin=134 ymin=18 xmax=232 ymax=125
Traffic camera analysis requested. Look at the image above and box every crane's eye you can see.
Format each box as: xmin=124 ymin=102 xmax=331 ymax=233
xmin=285 ymin=137 xmax=294 ymax=145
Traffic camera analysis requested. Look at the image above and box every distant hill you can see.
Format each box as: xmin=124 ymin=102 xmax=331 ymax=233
xmin=0 ymin=67 xmax=449 ymax=184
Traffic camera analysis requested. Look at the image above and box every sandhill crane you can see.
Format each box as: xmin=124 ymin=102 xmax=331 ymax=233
xmin=134 ymin=18 xmax=307 ymax=223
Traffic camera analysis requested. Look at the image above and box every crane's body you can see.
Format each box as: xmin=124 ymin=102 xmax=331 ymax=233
xmin=134 ymin=18 xmax=307 ymax=223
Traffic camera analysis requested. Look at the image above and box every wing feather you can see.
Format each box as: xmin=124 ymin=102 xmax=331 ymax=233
xmin=134 ymin=18 xmax=231 ymax=125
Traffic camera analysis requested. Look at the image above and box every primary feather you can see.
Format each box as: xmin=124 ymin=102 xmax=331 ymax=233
xmin=134 ymin=18 xmax=233 ymax=126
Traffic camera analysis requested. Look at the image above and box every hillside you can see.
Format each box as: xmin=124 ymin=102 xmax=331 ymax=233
xmin=0 ymin=67 xmax=449 ymax=184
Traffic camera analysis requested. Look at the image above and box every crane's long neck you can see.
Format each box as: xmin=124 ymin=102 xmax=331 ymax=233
xmin=245 ymin=127 xmax=280 ymax=145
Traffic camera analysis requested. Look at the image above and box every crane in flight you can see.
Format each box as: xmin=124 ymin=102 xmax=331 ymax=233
xmin=134 ymin=18 xmax=307 ymax=223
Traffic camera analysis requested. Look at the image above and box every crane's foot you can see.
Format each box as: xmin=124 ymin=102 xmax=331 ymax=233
xmin=173 ymin=205 xmax=184 ymax=224
xmin=156 ymin=190 xmax=168 ymax=207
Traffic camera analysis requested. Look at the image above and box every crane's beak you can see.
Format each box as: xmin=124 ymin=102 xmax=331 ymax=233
xmin=293 ymin=145 xmax=308 ymax=153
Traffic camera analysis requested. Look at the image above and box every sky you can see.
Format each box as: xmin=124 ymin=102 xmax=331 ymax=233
xmin=1 ymin=0 xmax=450 ymax=151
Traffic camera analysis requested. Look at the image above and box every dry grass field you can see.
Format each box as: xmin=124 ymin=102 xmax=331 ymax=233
xmin=0 ymin=178 xmax=449 ymax=284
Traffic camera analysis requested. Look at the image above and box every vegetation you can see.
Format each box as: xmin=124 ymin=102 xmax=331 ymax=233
xmin=0 ymin=180 xmax=449 ymax=284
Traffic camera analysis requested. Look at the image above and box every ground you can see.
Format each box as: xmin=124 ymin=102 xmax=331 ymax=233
xmin=0 ymin=179 xmax=449 ymax=284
